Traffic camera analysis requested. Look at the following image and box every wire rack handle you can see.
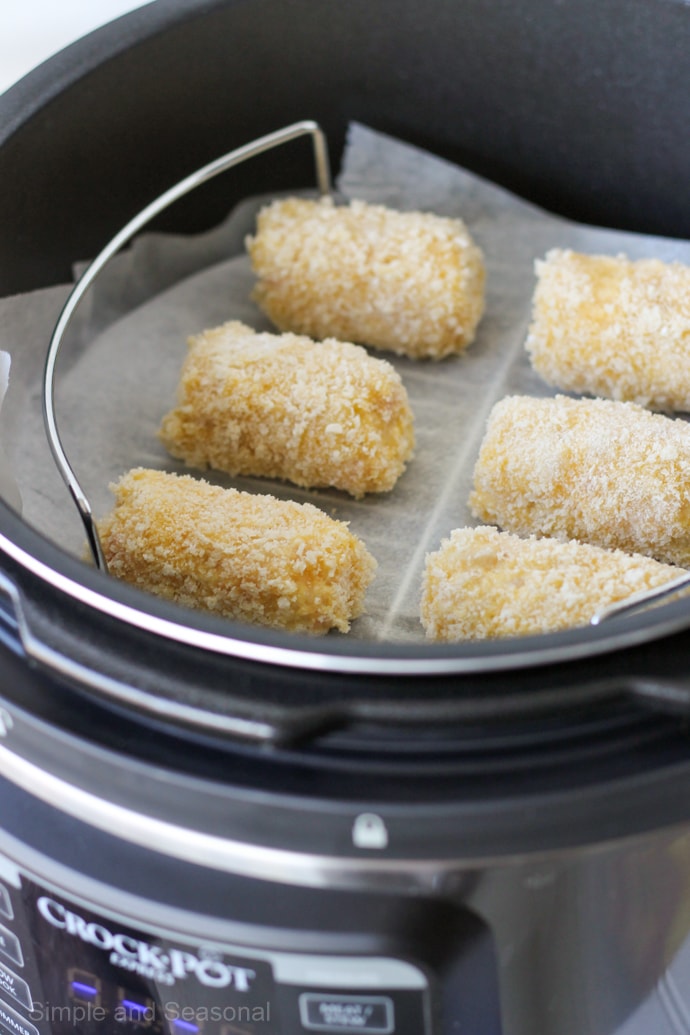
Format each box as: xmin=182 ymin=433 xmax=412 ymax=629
xmin=42 ymin=120 xmax=331 ymax=572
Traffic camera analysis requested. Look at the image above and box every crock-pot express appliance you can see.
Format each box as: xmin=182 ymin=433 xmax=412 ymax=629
xmin=1 ymin=2 xmax=690 ymax=1033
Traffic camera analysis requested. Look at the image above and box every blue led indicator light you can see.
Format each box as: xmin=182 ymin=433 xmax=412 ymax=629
xmin=172 ymin=1020 xmax=199 ymax=1034
xmin=122 ymin=1000 xmax=150 ymax=1015
xmin=71 ymin=981 xmax=99 ymax=999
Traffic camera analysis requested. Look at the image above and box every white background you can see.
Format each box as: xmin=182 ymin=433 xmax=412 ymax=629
xmin=0 ymin=0 xmax=152 ymax=95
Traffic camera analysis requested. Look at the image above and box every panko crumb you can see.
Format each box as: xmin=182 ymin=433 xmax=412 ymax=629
xmin=526 ymin=248 xmax=690 ymax=410
xmin=246 ymin=196 xmax=485 ymax=360
xmin=96 ymin=468 xmax=377 ymax=635
xmin=159 ymin=320 xmax=415 ymax=498
xmin=421 ymin=525 xmax=685 ymax=640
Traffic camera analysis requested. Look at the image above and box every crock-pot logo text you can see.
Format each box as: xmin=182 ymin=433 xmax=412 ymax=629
xmin=37 ymin=898 xmax=256 ymax=990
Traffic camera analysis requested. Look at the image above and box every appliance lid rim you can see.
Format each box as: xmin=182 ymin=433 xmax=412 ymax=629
xmin=2 ymin=736 xmax=690 ymax=892
xmin=0 ymin=738 xmax=504 ymax=891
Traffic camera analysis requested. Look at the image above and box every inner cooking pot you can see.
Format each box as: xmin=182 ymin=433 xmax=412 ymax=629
xmin=1 ymin=0 xmax=690 ymax=748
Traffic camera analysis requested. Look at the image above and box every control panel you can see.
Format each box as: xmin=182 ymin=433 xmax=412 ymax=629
xmin=0 ymin=855 xmax=430 ymax=1035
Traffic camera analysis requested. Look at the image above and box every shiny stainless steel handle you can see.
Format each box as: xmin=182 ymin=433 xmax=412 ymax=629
xmin=42 ymin=120 xmax=331 ymax=572
xmin=591 ymin=571 xmax=690 ymax=626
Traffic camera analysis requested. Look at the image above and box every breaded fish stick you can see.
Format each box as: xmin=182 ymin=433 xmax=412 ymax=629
xmin=96 ymin=468 xmax=377 ymax=635
xmin=526 ymin=248 xmax=690 ymax=410
xmin=159 ymin=320 xmax=414 ymax=498
xmin=469 ymin=394 xmax=690 ymax=566
xmin=421 ymin=525 xmax=683 ymax=641
xmin=246 ymin=196 xmax=485 ymax=360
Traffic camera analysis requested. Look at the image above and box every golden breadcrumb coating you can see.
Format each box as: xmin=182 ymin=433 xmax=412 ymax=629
xmin=421 ymin=525 xmax=683 ymax=641
xmin=96 ymin=468 xmax=377 ymax=635
xmin=246 ymin=196 xmax=485 ymax=360
xmin=159 ymin=320 xmax=415 ymax=498
xmin=526 ymin=249 xmax=690 ymax=411
xmin=469 ymin=394 xmax=690 ymax=567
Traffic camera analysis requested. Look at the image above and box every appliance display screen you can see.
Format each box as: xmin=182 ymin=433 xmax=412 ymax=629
xmin=0 ymin=862 xmax=430 ymax=1035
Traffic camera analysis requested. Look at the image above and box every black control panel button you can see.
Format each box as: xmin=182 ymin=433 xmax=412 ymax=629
xmin=0 ymin=926 xmax=22 ymax=969
xmin=0 ymin=997 xmax=38 ymax=1035
xmin=277 ymin=985 xmax=431 ymax=1034
xmin=0 ymin=962 xmax=32 ymax=1011
xmin=299 ymin=993 xmax=394 ymax=1033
